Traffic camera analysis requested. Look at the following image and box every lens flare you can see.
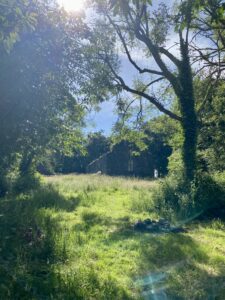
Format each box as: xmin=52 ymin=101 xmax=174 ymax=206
xmin=58 ymin=0 xmax=84 ymax=12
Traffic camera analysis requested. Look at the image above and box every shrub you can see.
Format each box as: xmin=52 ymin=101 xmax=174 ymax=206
xmin=13 ymin=171 xmax=42 ymax=194
xmin=192 ymin=173 xmax=225 ymax=215
xmin=152 ymin=173 xmax=225 ymax=222
xmin=168 ymin=150 xmax=184 ymax=175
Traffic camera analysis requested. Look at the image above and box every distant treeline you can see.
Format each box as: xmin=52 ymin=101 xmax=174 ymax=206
xmin=38 ymin=128 xmax=172 ymax=178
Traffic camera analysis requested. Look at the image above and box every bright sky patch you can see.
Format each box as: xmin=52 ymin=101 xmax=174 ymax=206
xmin=58 ymin=0 xmax=84 ymax=12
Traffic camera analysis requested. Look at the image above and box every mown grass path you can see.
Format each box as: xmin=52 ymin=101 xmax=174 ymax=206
xmin=0 ymin=174 xmax=225 ymax=299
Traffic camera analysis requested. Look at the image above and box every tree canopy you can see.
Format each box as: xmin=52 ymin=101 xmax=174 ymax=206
xmin=0 ymin=0 xmax=89 ymax=193
xmin=87 ymin=0 xmax=225 ymax=180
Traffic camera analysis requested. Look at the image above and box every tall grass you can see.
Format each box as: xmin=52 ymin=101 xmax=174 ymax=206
xmin=47 ymin=174 xmax=157 ymax=192
xmin=0 ymin=174 xmax=225 ymax=299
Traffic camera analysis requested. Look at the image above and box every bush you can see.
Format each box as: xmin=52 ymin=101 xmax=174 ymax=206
xmin=193 ymin=173 xmax=225 ymax=215
xmin=152 ymin=173 xmax=225 ymax=222
xmin=13 ymin=171 xmax=42 ymax=194
xmin=168 ymin=150 xmax=184 ymax=175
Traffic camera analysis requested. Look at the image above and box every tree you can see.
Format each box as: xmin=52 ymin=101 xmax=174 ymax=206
xmin=0 ymin=0 xmax=87 ymax=193
xmin=86 ymin=132 xmax=110 ymax=163
xmin=89 ymin=0 xmax=223 ymax=180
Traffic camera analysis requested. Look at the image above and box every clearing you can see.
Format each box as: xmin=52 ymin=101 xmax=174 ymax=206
xmin=0 ymin=174 xmax=225 ymax=299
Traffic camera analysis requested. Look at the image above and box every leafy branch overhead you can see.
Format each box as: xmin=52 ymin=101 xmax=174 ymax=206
xmin=0 ymin=0 xmax=37 ymax=52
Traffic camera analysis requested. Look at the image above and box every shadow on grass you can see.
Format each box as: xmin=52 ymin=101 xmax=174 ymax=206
xmin=0 ymin=185 xmax=130 ymax=299
xmin=105 ymin=223 xmax=225 ymax=299
xmin=31 ymin=184 xmax=81 ymax=212
xmin=74 ymin=211 xmax=225 ymax=298
xmin=72 ymin=212 xmax=132 ymax=235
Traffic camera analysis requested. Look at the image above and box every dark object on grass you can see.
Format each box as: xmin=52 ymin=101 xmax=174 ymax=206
xmin=143 ymin=218 xmax=152 ymax=225
xmin=133 ymin=218 xmax=187 ymax=234
xmin=134 ymin=220 xmax=147 ymax=230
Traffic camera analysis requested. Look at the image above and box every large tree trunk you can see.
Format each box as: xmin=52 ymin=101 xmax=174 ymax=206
xmin=179 ymin=44 xmax=197 ymax=181
xmin=181 ymin=106 xmax=197 ymax=181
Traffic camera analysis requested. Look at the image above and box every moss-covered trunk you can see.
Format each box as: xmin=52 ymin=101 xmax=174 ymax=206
xmin=181 ymin=104 xmax=197 ymax=181
xmin=179 ymin=43 xmax=197 ymax=181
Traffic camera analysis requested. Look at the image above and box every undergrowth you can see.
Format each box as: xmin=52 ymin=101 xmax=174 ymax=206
xmin=152 ymin=172 xmax=225 ymax=223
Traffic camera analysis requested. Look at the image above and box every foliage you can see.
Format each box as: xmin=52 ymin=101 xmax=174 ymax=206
xmin=112 ymin=125 xmax=149 ymax=154
xmin=86 ymin=132 xmax=110 ymax=162
xmin=148 ymin=78 xmax=225 ymax=175
xmin=141 ymin=115 xmax=184 ymax=175
xmin=53 ymin=126 xmax=172 ymax=177
xmin=0 ymin=0 xmax=37 ymax=52
xmin=168 ymin=149 xmax=184 ymax=174
xmin=53 ymin=131 xmax=110 ymax=174
xmin=152 ymin=173 xmax=225 ymax=222
xmin=197 ymin=80 xmax=225 ymax=172
xmin=0 ymin=0 xmax=93 ymax=194
xmin=108 ymin=116 xmax=173 ymax=177
xmin=0 ymin=3 xmax=85 ymax=157
xmin=13 ymin=171 xmax=42 ymax=194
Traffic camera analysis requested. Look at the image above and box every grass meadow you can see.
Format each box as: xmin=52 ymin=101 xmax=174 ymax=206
xmin=0 ymin=174 xmax=225 ymax=299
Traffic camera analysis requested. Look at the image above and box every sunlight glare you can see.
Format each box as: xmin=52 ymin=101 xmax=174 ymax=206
xmin=59 ymin=0 xmax=84 ymax=12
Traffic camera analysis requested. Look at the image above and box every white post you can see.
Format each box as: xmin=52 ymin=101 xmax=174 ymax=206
xmin=154 ymin=169 xmax=158 ymax=179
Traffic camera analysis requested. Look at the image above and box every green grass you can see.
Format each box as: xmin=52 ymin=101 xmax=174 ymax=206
xmin=0 ymin=174 xmax=225 ymax=299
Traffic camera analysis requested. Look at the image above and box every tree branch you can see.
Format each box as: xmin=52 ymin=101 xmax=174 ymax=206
xmin=135 ymin=28 xmax=182 ymax=97
xmin=104 ymin=55 xmax=182 ymax=122
xmin=158 ymin=47 xmax=181 ymax=67
xmin=107 ymin=15 xmax=163 ymax=76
